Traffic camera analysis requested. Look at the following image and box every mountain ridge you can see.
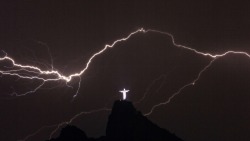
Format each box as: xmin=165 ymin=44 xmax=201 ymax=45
xmin=48 ymin=100 xmax=183 ymax=141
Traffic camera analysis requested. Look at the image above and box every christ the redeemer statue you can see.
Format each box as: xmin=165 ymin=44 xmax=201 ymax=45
xmin=119 ymin=88 xmax=129 ymax=100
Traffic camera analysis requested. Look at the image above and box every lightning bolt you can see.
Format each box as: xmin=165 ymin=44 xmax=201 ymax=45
xmin=1 ymin=28 xmax=249 ymax=97
xmin=144 ymin=59 xmax=216 ymax=116
xmin=141 ymin=29 xmax=250 ymax=116
xmin=0 ymin=28 xmax=145 ymax=97
xmin=2 ymin=28 xmax=250 ymax=140
xmin=134 ymin=74 xmax=168 ymax=105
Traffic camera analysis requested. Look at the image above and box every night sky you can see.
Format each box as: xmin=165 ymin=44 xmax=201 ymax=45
xmin=1 ymin=0 xmax=250 ymax=141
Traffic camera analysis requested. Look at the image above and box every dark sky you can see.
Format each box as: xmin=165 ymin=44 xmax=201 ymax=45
xmin=1 ymin=0 xmax=250 ymax=141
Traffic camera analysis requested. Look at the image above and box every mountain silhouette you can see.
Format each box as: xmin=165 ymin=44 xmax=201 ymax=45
xmin=47 ymin=100 xmax=183 ymax=141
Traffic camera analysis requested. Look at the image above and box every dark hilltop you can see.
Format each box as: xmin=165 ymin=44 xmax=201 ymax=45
xmin=48 ymin=100 xmax=183 ymax=141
